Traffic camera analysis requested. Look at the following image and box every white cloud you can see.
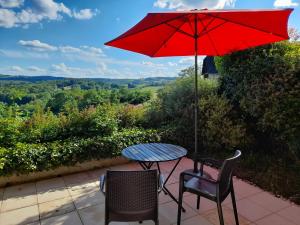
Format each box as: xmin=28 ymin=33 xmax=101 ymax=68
xmin=73 ymin=9 xmax=97 ymax=20
xmin=49 ymin=62 xmax=118 ymax=78
xmin=0 ymin=0 xmax=97 ymax=28
xmin=27 ymin=66 xmax=45 ymax=73
xmin=179 ymin=57 xmax=194 ymax=64
xmin=0 ymin=0 xmax=23 ymax=8
xmin=19 ymin=40 xmax=58 ymax=51
xmin=0 ymin=9 xmax=17 ymax=28
xmin=141 ymin=61 xmax=164 ymax=67
xmin=168 ymin=62 xmax=178 ymax=66
xmin=274 ymin=0 xmax=299 ymax=7
xmin=153 ymin=0 xmax=236 ymax=10
xmin=10 ymin=65 xmax=23 ymax=72
xmin=18 ymin=40 xmax=105 ymax=60
xmin=0 ymin=49 xmax=49 ymax=59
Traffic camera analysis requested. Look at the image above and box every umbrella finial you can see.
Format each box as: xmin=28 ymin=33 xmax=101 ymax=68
xmin=190 ymin=8 xmax=208 ymax=11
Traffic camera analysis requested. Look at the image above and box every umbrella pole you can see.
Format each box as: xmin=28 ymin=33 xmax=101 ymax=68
xmin=193 ymin=14 xmax=198 ymax=173
xmin=194 ymin=54 xmax=198 ymax=173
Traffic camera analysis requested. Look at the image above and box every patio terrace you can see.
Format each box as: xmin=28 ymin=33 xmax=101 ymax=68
xmin=0 ymin=157 xmax=299 ymax=225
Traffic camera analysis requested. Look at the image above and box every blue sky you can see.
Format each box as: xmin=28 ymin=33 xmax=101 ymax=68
xmin=0 ymin=0 xmax=299 ymax=78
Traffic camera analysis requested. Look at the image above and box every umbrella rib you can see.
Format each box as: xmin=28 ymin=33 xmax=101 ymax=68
xmin=164 ymin=22 xmax=194 ymax=38
xmin=198 ymin=17 xmax=216 ymax=35
xmin=198 ymin=18 xmax=220 ymax=55
xmin=198 ymin=21 xmax=227 ymax=37
xmin=105 ymin=14 xmax=188 ymax=44
xmin=151 ymin=15 xmax=193 ymax=57
xmin=199 ymin=12 xmax=288 ymax=39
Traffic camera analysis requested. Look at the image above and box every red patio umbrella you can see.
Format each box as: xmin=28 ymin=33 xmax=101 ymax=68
xmin=105 ymin=9 xmax=292 ymax=171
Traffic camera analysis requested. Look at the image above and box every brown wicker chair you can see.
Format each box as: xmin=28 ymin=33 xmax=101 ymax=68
xmin=100 ymin=170 xmax=159 ymax=225
xmin=177 ymin=150 xmax=242 ymax=225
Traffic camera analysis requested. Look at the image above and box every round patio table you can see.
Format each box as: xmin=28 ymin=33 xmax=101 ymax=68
xmin=122 ymin=143 xmax=187 ymax=210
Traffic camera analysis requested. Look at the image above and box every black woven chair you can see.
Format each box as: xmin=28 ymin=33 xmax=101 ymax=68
xmin=100 ymin=170 xmax=160 ymax=225
xmin=177 ymin=150 xmax=242 ymax=225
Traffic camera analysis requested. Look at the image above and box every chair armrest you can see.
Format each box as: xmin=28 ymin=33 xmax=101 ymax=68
xmin=180 ymin=171 xmax=218 ymax=184
xmin=99 ymin=174 xmax=106 ymax=195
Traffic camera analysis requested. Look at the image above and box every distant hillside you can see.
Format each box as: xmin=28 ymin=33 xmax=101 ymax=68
xmin=0 ymin=75 xmax=177 ymax=86
xmin=0 ymin=75 xmax=65 ymax=82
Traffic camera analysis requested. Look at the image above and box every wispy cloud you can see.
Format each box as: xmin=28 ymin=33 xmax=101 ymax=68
xmin=153 ymin=0 xmax=236 ymax=10
xmin=73 ymin=9 xmax=98 ymax=20
xmin=0 ymin=0 xmax=23 ymax=8
xmin=0 ymin=0 xmax=98 ymax=28
xmin=274 ymin=0 xmax=299 ymax=7
xmin=19 ymin=40 xmax=57 ymax=51
xmin=0 ymin=49 xmax=49 ymax=59
xmin=18 ymin=40 xmax=105 ymax=59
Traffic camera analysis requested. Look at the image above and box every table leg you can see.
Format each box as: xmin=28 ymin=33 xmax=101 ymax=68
xmin=138 ymin=159 xmax=186 ymax=212
xmin=161 ymin=158 xmax=186 ymax=212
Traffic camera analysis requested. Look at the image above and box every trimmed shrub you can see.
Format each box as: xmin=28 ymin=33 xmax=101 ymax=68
xmin=0 ymin=128 xmax=160 ymax=175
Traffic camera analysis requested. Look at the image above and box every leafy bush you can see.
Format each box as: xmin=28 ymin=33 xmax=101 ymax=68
xmin=17 ymin=104 xmax=119 ymax=143
xmin=0 ymin=128 xmax=160 ymax=175
xmin=215 ymin=41 xmax=300 ymax=156
xmin=0 ymin=118 xmax=22 ymax=147
xmin=146 ymin=75 xmax=246 ymax=153
xmin=118 ymin=104 xmax=146 ymax=128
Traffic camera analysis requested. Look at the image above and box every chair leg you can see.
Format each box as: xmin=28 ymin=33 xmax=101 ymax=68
xmin=155 ymin=220 xmax=159 ymax=225
xmin=177 ymin=175 xmax=184 ymax=225
xmin=196 ymin=195 xmax=200 ymax=209
xmin=217 ymin=200 xmax=224 ymax=225
xmin=231 ymin=188 xmax=239 ymax=225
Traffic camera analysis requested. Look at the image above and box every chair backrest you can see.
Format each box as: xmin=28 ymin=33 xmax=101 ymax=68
xmin=106 ymin=170 xmax=158 ymax=215
xmin=217 ymin=150 xmax=241 ymax=198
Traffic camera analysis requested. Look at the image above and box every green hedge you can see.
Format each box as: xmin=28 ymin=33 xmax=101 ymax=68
xmin=0 ymin=128 xmax=160 ymax=176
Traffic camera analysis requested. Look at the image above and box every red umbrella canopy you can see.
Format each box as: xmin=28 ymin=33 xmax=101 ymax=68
xmin=105 ymin=9 xmax=293 ymax=57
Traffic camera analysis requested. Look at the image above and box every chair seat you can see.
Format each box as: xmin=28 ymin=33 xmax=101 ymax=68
xmin=183 ymin=169 xmax=213 ymax=182
xmin=184 ymin=177 xmax=217 ymax=200
xmin=110 ymin=208 xmax=156 ymax=222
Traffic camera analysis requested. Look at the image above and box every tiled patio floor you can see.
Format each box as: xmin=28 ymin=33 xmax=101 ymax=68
xmin=0 ymin=157 xmax=299 ymax=225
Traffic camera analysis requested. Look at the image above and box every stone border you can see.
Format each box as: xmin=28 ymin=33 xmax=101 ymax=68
xmin=0 ymin=157 xmax=129 ymax=187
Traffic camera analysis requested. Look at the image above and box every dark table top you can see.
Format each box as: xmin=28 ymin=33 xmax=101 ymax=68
xmin=122 ymin=143 xmax=187 ymax=162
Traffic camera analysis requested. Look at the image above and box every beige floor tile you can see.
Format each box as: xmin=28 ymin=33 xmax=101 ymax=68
xmin=233 ymin=180 xmax=262 ymax=200
xmin=41 ymin=211 xmax=82 ymax=225
xmin=67 ymin=181 xmax=98 ymax=197
xmin=78 ymin=203 xmax=105 ymax=225
xmin=203 ymin=206 xmax=251 ymax=225
xmin=78 ymin=203 xmax=132 ymax=225
xmin=3 ymin=183 xmax=36 ymax=198
xmin=63 ymin=172 xmax=94 ymax=186
xmin=0 ymin=205 xmax=39 ymax=225
xmin=229 ymin=199 xmax=271 ymax=222
xmin=160 ymin=201 xmax=198 ymax=224
xmin=247 ymin=191 xmax=291 ymax=213
xmin=72 ymin=191 xmax=105 ymax=209
xmin=37 ymin=188 xmax=70 ymax=203
xmin=256 ymin=213 xmax=295 ymax=225
xmin=36 ymin=177 xmax=66 ymax=192
xmin=27 ymin=222 xmax=41 ymax=225
xmin=177 ymin=215 xmax=213 ymax=225
xmin=184 ymin=195 xmax=217 ymax=214
xmin=159 ymin=191 xmax=174 ymax=205
xmin=1 ymin=194 xmax=37 ymax=212
xmin=39 ymin=197 xmax=74 ymax=219
xmin=87 ymin=168 xmax=107 ymax=180
xmin=277 ymin=205 xmax=300 ymax=225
